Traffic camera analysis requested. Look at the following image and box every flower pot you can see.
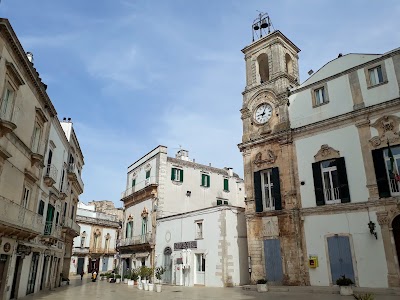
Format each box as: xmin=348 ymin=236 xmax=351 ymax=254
xmin=144 ymin=283 xmax=149 ymax=291
xmin=339 ymin=285 xmax=353 ymax=296
xmin=257 ymin=283 xmax=268 ymax=292
xmin=124 ymin=278 xmax=128 ymax=284
xmin=128 ymin=280 xmax=134 ymax=286
xmin=138 ymin=283 xmax=143 ymax=290
xmin=156 ymin=284 xmax=162 ymax=293
xmin=148 ymin=283 xmax=154 ymax=291
xmin=116 ymin=278 xmax=121 ymax=284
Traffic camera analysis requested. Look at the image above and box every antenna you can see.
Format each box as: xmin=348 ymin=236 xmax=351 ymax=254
xmin=251 ymin=11 xmax=274 ymax=42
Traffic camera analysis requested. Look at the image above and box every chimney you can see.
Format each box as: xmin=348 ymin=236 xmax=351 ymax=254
xmin=67 ymin=118 xmax=71 ymax=122
xmin=227 ymin=167 xmax=233 ymax=177
xmin=26 ymin=52 xmax=34 ymax=63
xmin=63 ymin=117 xmax=67 ymax=121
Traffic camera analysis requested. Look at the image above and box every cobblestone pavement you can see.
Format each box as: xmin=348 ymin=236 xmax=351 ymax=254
xmin=23 ymin=277 xmax=399 ymax=300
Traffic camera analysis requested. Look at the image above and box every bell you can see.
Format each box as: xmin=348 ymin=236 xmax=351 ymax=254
xmin=261 ymin=22 xmax=268 ymax=29
xmin=253 ymin=24 xmax=259 ymax=30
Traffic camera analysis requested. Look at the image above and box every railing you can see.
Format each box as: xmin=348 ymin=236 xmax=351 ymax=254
xmin=63 ymin=218 xmax=81 ymax=234
xmin=389 ymin=178 xmax=400 ymax=195
xmin=119 ymin=233 xmax=152 ymax=247
xmin=44 ymin=221 xmax=61 ymax=237
xmin=68 ymin=163 xmax=84 ymax=190
xmin=0 ymin=195 xmax=43 ymax=233
xmin=121 ymin=177 xmax=157 ymax=199
xmin=0 ymin=104 xmax=20 ymax=123
xmin=45 ymin=164 xmax=58 ymax=181
xmin=324 ymin=187 xmax=340 ymax=202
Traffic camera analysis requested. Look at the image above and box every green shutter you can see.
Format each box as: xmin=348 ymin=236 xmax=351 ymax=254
xmin=217 ymin=199 xmax=222 ymax=205
xmin=171 ymin=168 xmax=175 ymax=180
xmin=146 ymin=170 xmax=150 ymax=179
xmin=207 ymin=175 xmax=210 ymax=187
xmin=180 ymin=169 xmax=184 ymax=182
xmin=201 ymin=174 xmax=205 ymax=186
xmin=131 ymin=179 xmax=136 ymax=187
xmin=224 ymin=200 xmax=228 ymax=205
xmin=224 ymin=178 xmax=229 ymax=191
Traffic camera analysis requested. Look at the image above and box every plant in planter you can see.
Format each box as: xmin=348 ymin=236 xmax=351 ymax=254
xmin=155 ymin=266 xmax=165 ymax=292
xmin=353 ymin=293 xmax=374 ymax=300
xmin=147 ymin=268 xmax=154 ymax=291
xmin=100 ymin=273 xmax=105 ymax=281
xmin=131 ymin=268 xmax=139 ymax=285
xmin=256 ymin=279 xmax=268 ymax=292
xmin=115 ymin=274 xmax=121 ymax=284
xmin=336 ymin=275 xmax=354 ymax=296
xmin=123 ymin=274 xmax=129 ymax=284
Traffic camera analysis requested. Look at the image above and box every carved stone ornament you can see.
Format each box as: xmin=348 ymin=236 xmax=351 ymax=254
xmin=369 ymin=115 xmax=400 ymax=148
xmin=254 ymin=150 xmax=277 ymax=166
xmin=377 ymin=208 xmax=400 ymax=226
xmin=144 ymin=163 xmax=152 ymax=172
xmin=105 ymin=233 xmax=111 ymax=240
xmin=141 ymin=207 xmax=149 ymax=218
xmin=314 ymin=144 xmax=340 ymax=162
xmin=94 ymin=229 xmax=101 ymax=237
xmin=127 ymin=214 xmax=133 ymax=221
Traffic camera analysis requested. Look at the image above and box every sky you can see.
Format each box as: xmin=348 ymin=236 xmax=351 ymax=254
xmin=2 ymin=1 xmax=400 ymax=207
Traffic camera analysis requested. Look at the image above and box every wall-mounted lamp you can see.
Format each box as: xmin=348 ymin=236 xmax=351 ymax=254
xmin=368 ymin=221 xmax=377 ymax=239
xmin=186 ymin=191 xmax=192 ymax=197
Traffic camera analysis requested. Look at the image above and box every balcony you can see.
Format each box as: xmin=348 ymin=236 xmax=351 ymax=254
xmin=121 ymin=177 xmax=158 ymax=200
xmin=44 ymin=164 xmax=58 ymax=187
xmin=0 ymin=195 xmax=43 ymax=239
xmin=72 ymin=247 xmax=89 ymax=255
xmin=62 ymin=217 xmax=80 ymax=237
xmin=30 ymin=142 xmax=45 ymax=167
xmin=42 ymin=221 xmax=62 ymax=244
xmin=67 ymin=163 xmax=84 ymax=194
xmin=0 ymin=105 xmax=19 ymax=138
xmin=119 ymin=233 xmax=153 ymax=247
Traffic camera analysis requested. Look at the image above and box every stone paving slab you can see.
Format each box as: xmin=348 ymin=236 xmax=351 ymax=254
xmin=21 ymin=277 xmax=400 ymax=300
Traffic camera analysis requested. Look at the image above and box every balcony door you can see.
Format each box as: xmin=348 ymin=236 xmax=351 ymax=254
xmin=45 ymin=204 xmax=55 ymax=234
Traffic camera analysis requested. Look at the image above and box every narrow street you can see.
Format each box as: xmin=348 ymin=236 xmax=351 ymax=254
xmin=22 ymin=277 xmax=400 ymax=300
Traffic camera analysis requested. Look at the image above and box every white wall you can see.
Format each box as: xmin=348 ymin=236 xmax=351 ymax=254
xmin=296 ymin=125 xmax=368 ymax=208
xmin=124 ymin=199 xmax=153 ymax=238
xmin=304 ymin=211 xmax=388 ymax=287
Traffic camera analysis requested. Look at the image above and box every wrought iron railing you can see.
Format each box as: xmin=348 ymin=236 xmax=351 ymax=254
xmin=119 ymin=233 xmax=152 ymax=247
xmin=45 ymin=164 xmax=58 ymax=181
xmin=324 ymin=186 xmax=340 ymax=202
xmin=68 ymin=163 xmax=84 ymax=190
xmin=389 ymin=178 xmax=400 ymax=195
xmin=121 ymin=177 xmax=157 ymax=199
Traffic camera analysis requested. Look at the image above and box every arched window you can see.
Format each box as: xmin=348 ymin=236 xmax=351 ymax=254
xmin=80 ymin=231 xmax=86 ymax=248
xmin=285 ymin=53 xmax=293 ymax=75
xmin=257 ymin=53 xmax=269 ymax=83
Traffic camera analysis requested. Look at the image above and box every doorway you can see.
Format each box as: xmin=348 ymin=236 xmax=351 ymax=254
xmin=392 ymin=215 xmax=400 ymax=268
xmin=163 ymin=247 xmax=172 ymax=284
xmin=102 ymin=257 xmax=109 ymax=272
xmin=263 ymin=239 xmax=284 ymax=283
xmin=40 ymin=257 xmax=48 ymax=290
xmin=10 ymin=256 xmax=22 ymax=299
xmin=77 ymin=258 xmax=85 ymax=274
xmin=194 ymin=253 xmax=205 ymax=285
xmin=327 ymin=235 xmax=355 ymax=284
xmin=0 ymin=254 xmax=9 ymax=298
xmin=26 ymin=253 xmax=40 ymax=294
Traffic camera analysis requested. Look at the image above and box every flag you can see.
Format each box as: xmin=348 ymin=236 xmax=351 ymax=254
xmin=387 ymin=141 xmax=400 ymax=182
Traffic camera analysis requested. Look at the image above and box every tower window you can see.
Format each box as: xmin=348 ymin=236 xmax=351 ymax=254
xmin=285 ymin=53 xmax=293 ymax=75
xmin=257 ymin=53 xmax=269 ymax=83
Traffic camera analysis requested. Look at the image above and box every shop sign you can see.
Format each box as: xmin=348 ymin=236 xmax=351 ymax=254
xmin=173 ymin=241 xmax=197 ymax=250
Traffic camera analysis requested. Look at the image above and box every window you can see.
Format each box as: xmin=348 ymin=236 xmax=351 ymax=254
xmin=312 ymin=157 xmax=350 ymax=206
xmin=171 ymin=168 xmax=183 ymax=182
xmin=195 ymin=221 xmax=203 ymax=239
xmin=217 ymin=199 xmax=228 ymax=206
xmin=126 ymin=221 xmax=133 ymax=238
xmin=31 ymin=122 xmax=42 ymax=153
xmin=131 ymin=178 xmax=136 ymax=187
xmin=0 ymin=87 xmax=14 ymax=120
xmin=201 ymin=174 xmax=210 ymax=187
xmin=55 ymin=212 xmax=59 ymax=225
xmin=141 ymin=217 xmax=148 ymax=235
xmin=196 ymin=254 xmax=205 ymax=272
xmin=38 ymin=200 xmax=45 ymax=215
xmin=254 ymin=167 xmax=282 ymax=212
xmin=285 ymin=53 xmax=293 ymax=75
xmin=146 ymin=170 xmax=150 ymax=179
xmin=372 ymin=145 xmax=400 ymax=197
xmin=257 ymin=53 xmax=269 ymax=83
xmin=71 ymin=205 xmax=75 ymax=220
xmin=60 ymin=169 xmax=65 ymax=191
xmin=63 ymin=202 xmax=68 ymax=217
xmin=369 ymin=66 xmax=384 ymax=86
xmin=314 ymin=87 xmax=326 ymax=105
xmin=223 ymin=178 xmax=229 ymax=192
xmin=22 ymin=187 xmax=30 ymax=209
xmin=81 ymin=235 xmax=86 ymax=248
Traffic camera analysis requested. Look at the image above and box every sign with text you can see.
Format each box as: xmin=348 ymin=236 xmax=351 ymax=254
xmin=174 ymin=241 xmax=197 ymax=250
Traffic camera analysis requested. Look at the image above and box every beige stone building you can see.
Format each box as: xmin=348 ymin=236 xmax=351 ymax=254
xmin=238 ymin=28 xmax=307 ymax=285
xmin=0 ymin=18 xmax=84 ymax=300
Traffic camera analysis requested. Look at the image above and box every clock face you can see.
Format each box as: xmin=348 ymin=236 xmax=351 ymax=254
xmin=254 ymin=103 xmax=272 ymax=124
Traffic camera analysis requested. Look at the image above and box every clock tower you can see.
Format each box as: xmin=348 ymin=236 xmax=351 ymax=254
xmin=238 ymin=14 xmax=308 ymax=285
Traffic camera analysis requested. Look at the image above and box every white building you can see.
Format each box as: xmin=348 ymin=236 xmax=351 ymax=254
xmin=70 ymin=203 xmax=119 ymax=275
xmin=120 ymin=146 xmax=248 ymax=286
xmin=289 ymin=49 xmax=400 ymax=287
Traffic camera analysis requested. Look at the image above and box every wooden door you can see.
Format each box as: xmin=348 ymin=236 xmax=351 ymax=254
xmin=327 ymin=235 xmax=355 ymax=284
xmin=263 ymin=239 xmax=283 ymax=283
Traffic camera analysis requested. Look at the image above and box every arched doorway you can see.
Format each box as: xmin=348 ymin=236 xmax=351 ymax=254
xmin=163 ymin=247 xmax=172 ymax=284
xmin=393 ymin=215 xmax=400 ymax=268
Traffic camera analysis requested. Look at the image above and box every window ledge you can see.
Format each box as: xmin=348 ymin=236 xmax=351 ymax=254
xmin=200 ymin=186 xmax=210 ymax=189
xmin=223 ymin=190 xmax=230 ymax=193
xmin=312 ymin=101 xmax=330 ymax=108
xmin=195 ymin=237 xmax=204 ymax=240
xmin=367 ymin=80 xmax=388 ymax=89
xmin=171 ymin=181 xmax=182 ymax=186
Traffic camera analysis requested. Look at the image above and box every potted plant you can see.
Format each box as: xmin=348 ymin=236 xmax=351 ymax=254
xmin=155 ymin=266 xmax=165 ymax=292
xmin=336 ymin=275 xmax=354 ymax=296
xmin=256 ymin=279 xmax=268 ymax=292
xmin=147 ymin=267 xmax=154 ymax=291
xmin=353 ymin=293 xmax=374 ymax=300
xmin=131 ymin=268 xmax=139 ymax=285
xmin=123 ymin=274 xmax=129 ymax=284
xmin=115 ymin=274 xmax=121 ymax=284
xmin=100 ymin=273 xmax=105 ymax=281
